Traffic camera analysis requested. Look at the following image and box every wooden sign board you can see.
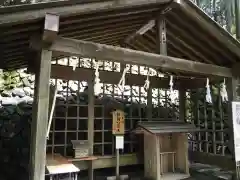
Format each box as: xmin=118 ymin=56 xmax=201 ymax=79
xmin=232 ymin=102 xmax=240 ymax=162
xmin=112 ymin=110 xmax=125 ymax=135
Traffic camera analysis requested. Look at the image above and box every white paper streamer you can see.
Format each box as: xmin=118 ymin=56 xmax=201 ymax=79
xmin=94 ymin=61 xmax=101 ymax=96
xmin=143 ymin=69 xmax=150 ymax=90
xmin=206 ymin=78 xmax=212 ymax=103
xmin=169 ymin=75 xmax=176 ymax=103
xmin=118 ymin=66 xmax=129 ymax=93
xmin=70 ymin=58 xmax=78 ymax=71
xmin=220 ymin=78 xmax=228 ymax=102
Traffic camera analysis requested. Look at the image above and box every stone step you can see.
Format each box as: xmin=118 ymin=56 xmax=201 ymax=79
xmin=190 ymin=163 xmax=233 ymax=180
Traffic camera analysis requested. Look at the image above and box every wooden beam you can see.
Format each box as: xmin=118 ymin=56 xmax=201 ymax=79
xmin=126 ymin=17 xmax=216 ymax=65
xmin=165 ymin=19 xmax=220 ymax=64
xmin=50 ymin=64 xmax=205 ymax=89
xmin=61 ymin=15 xmax=148 ymax=37
xmin=73 ymin=152 xmax=235 ymax=172
xmin=29 ymin=50 xmax=52 ymax=180
xmin=71 ymin=27 xmax=138 ymax=43
xmin=136 ymin=31 xmax=187 ymax=60
xmin=45 ymin=37 xmax=231 ymax=77
xmin=43 ymin=13 xmax=59 ymax=43
xmin=125 ymin=19 xmax=155 ymax=43
xmin=124 ymin=2 xmax=174 ymax=43
xmin=64 ymin=22 xmax=143 ymax=40
xmin=133 ymin=14 xmax=234 ymax=64
xmin=72 ymin=154 xmax=140 ymax=170
xmin=166 ymin=29 xmax=214 ymax=64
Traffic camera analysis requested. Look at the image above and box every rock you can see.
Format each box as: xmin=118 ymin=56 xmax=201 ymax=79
xmin=28 ymin=75 xmax=35 ymax=82
xmin=30 ymin=83 xmax=35 ymax=89
xmin=11 ymin=114 xmax=21 ymax=123
xmin=56 ymin=94 xmax=65 ymax=102
xmin=12 ymin=88 xmax=25 ymax=97
xmin=62 ymin=81 xmax=68 ymax=89
xmin=21 ymin=96 xmax=33 ymax=104
xmin=4 ymin=105 xmax=16 ymax=115
xmin=0 ymin=108 xmax=9 ymax=118
xmin=61 ymin=88 xmax=72 ymax=97
xmin=1 ymin=90 xmax=12 ymax=97
xmin=1 ymin=97 xmax=18 ymax=105
xmin=19 ymin=72 xmax=28 ymax=78
xmin=14 ymin=76 xmax=20 ymax=83
xmin=22 ymin=77 xmax=31 ymax=87
xmin=70 ymin=83 xmax=78 ymax=92
xmin=23 ymin=87 xmax=33 ymax=96
xmin=16 ymin=96 xmax=33 ymax=105
xmin=99 ymin=96 xmax=124 ymax=111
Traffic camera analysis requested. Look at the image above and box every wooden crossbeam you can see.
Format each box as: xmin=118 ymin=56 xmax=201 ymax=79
xmin=51 ymin=64 xmax=205 ymax=89
xmin=47 ymin=37 xmax=232 ymax=77
xmin=124 ymin=2 xmax=174 ymax=43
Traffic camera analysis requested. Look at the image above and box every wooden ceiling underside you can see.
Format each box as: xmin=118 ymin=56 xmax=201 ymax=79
xmin=0 ymin=0 xmax=240 ymax=71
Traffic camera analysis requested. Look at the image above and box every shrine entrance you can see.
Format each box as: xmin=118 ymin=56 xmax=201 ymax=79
xmin=1 ymin=0 xmax=240 ymax=180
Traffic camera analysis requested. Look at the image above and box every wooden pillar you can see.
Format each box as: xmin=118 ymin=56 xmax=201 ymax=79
xmin=147 ymin=87 xmax=152 ymax=121
xmin=235 ymin=0 xmax=240 ymax=40
xmin=156 ymin=15 xmax=167 ymax=55
xmin=155 ymin=136 xmax=160 ymax=180
xmin=146 ymin=15 xmax=168 ymax=122
xmin=156 ymin=14 xmax=186 ymax=122
xmin=29 ymin=50 xmax=52 ymax=180
xmin=29 ymin=14 xmax=58 ymax=180
xmin=227 ymin=77 xmax=240 ymax=179
xmin=155 ymin=14 xmax=167 ymax=121
xmin=179 ymin=87 xmax=186 ymax=122
xmin=88 ymin=78 xmax=94 ymax=180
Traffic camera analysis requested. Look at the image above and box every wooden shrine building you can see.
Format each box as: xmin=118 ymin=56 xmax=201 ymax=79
xmin=134 ymin=121 xmax=199 ymax=180
xmin=2 ymin=0 xmax=240 ymax=180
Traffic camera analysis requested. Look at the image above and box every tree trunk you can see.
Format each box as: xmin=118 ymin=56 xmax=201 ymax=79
xmin=225 ymin=1 xmax=233 ymax=32
xmin=235 ymin=0 xmax=240 ymax=39
xmin=212 ymin=0 xmax=217 ymax=21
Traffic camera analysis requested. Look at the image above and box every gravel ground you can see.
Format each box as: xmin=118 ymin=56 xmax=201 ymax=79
xmin=77 ymin=165 xmax=200 ymax=180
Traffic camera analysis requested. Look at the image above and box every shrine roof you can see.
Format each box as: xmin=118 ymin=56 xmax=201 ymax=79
xmin=135 ymin=121 xmax=199 ymax=134
xmin=0 ymin=0 xmax=240 ymax=70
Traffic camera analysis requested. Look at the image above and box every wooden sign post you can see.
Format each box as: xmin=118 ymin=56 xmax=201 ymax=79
xmin=112 ymin=110 xmax=125 ymax=135
xmin=111 ymin=110 xmax=125 ymax=180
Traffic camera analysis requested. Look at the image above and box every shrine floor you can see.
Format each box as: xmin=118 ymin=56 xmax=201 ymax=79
xmin=77 ymin=163 xmax=233 ymax=180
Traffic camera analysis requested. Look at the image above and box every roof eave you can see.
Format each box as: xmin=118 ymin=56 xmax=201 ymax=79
xmin=0 ymin=0 xmax=172 ymax=26
xmin=177 ymin=0 xmax=240 ymax=61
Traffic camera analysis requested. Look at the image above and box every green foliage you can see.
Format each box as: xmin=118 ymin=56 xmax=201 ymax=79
xmin=0 ymin=71 xmax=22 ymax=91
xmin=2 ymin=0 xmax=32 ymax=6
xmin=1 ymin=0 xmax=46 ymax=6
xmin=192 ymin=0 xmax=239 ymax=37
